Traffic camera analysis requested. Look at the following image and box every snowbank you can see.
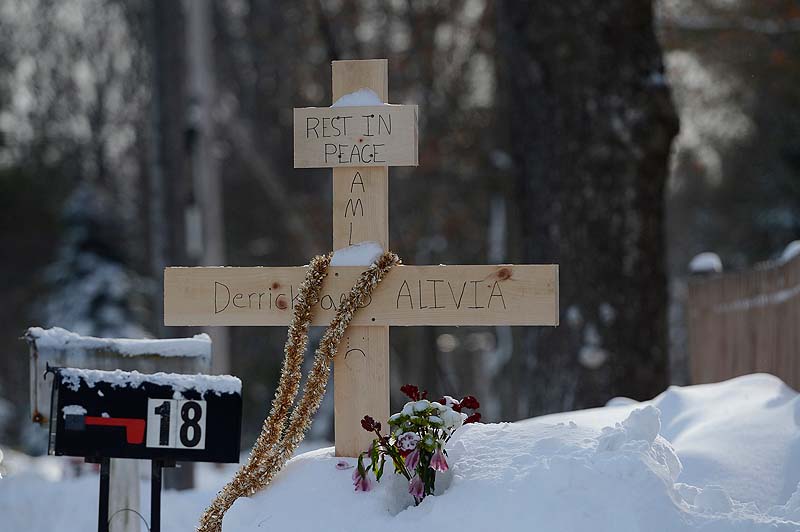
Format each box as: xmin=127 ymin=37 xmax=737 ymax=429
xmin=2 ymin=374 xmax=799 ymax=531
xmin=534 ymin=372 xmax=800 ymax=510
xmin=222 ymin=374 xmax=800 ymax=531
xmin=26 ymin=326 xmax=211 ymax=359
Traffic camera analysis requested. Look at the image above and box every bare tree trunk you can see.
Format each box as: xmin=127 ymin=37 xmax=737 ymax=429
xmin=185 ymin=0 xmax=230 ymax=376
xmin=497 ymin=1 xmax=679 ymax=414
xmin=149 ymin=0 xmax=195 ymax=490
xmin=146 ymin=1 xmax=169 ymax=338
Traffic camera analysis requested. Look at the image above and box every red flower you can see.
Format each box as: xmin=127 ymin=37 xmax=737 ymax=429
xmin=464 ymin=412 xmax=482 ymax=424
xmin=460 ymin=396 xmax=480 ymax=410
xmin=360 ymin=415 xmax=380 ymax=433
xmin=400 ymin=384 xmax=420 ymax=401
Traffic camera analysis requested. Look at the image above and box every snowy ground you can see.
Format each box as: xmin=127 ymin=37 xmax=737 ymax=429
xmin=3 ymin=374 xmax=800 ymax=531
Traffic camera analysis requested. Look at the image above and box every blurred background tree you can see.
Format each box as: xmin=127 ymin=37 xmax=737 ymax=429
xmin=40 ymin=182 xmax=151 ymax=338
xmin=496 ymin=1 xmax=678 ymax=415
xmin=0 ymin=0 xmax=797 ymax=451
xmin=658 ymin=0 xmax=800 ymax=381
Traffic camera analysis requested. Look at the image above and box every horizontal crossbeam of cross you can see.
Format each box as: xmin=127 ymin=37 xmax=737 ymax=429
xmin=164 ymin=264 xmax=558 ymax=327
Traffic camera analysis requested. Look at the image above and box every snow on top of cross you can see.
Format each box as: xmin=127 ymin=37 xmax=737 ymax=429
xmin=689 ymin=252 xmax=722 ymax=274
xmin=330 ymin=241 xmax=384 ymax=267
xmin=331 ymin=88 xmax=385 ymax=107
xmin=58 ymin=367 xmax=241 ymax=396
xmin=26 ymin=327 xmax=211 ymax=359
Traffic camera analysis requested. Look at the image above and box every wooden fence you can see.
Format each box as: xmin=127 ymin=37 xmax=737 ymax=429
xmin=687 ymin=254 xmax=800 ymax=391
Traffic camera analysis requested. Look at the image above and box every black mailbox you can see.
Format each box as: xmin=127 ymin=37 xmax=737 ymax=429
xmin=48 ymin=366 xmax=242 ymax=463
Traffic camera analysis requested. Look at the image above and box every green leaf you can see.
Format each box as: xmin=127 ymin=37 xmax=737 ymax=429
xmin=376 ymin=458 xmax=386 ymax=481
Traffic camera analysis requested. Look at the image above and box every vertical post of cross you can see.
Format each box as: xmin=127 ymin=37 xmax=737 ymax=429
xmin=331 ymin=60 xmax=390 ymax=457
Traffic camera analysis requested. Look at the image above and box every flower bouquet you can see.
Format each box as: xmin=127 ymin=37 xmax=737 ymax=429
xmin=352 ymin=384 xmax=481 ymax=504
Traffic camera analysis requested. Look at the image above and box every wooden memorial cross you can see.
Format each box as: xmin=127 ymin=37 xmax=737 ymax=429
xmin=164 ymin=59 xmax=559 ymax=457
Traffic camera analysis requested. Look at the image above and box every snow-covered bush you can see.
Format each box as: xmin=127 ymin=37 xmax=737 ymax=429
xmin=40 ymin=182 xmax=151 ymax=338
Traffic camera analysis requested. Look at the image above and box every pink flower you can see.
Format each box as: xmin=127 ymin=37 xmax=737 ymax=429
xmin=354 ymin=473 xmax=372 ymax=492
xmin=408 ymin=476 xmax=424 ymax=499
xmin=397 ymin=431 xmax=421 ymax=452
xmin=405 ymin=448 xmax=420 ymax=471
xmin=352 ymin=456 xmax=371 ymax=491
xmin=430 ymin=449 xmax=448 ymax=472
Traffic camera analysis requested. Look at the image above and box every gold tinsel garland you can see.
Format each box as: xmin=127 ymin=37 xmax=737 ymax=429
xmin=197 ymin=250 xmax=401 ymax=532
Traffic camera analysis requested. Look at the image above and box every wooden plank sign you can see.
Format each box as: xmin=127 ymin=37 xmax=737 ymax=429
xmin=293 ymin=105 xmax=418 ymax=168
xmin=164 ymin=264 xmax=559 ymax=327
xmin=49 ymin=367 xmax=242 ymax=463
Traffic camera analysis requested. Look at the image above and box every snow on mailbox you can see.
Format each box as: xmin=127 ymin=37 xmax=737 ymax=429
xmin=26 ymin=327 xmax=212 ymax=426
xmin=48 ymin=366 xmax=242 ymax=463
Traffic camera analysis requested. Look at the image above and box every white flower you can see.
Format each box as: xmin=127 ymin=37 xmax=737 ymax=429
xmin=441 ymin=408 xmax=468 ymax=431
xmin=396 ymin=432 xmax=421 ymax=451
xmin=412 ymin=400 xmax=431 ymax=413
xmin=401 ymin=402 xmax=416 ymax=416
xmin=430 ymin=401 xmax=446 ymax=414
xmin=441 ymin=395 xmax=459 ymax=408
xmin=429 ymin=415 xmax=444 ymax=426
xmin=388 ymin=413 xmax=403 ymax=424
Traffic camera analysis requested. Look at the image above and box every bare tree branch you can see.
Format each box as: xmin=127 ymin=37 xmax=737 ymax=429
xmin=218 ymin=113 xmax=322 ymax=258
xmin=309 ymin=0 xmax=340 ymax=62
